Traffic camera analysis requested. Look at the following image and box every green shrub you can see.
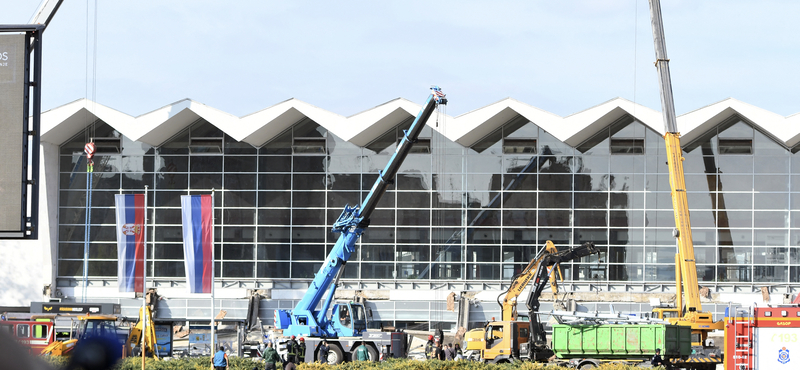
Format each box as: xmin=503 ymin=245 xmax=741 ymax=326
xmin=39 ymin=356 xmax=667 ymax=370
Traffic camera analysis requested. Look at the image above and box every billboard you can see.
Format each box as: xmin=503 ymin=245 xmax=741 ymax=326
xmin=0 ymin=33 xmax=25 ymax=234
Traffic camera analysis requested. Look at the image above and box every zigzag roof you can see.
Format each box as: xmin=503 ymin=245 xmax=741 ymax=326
xmin=41 ymin=97 xmax=800 ymax=149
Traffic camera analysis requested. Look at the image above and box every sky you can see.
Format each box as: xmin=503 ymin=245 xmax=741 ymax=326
xmin=2 ymin=0 xmax=799 ymax=119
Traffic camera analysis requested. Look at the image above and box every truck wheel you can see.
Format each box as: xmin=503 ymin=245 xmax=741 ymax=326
xmin=579 ymin=364 xmax=596 ymax=369
xmin=366 ymin=345 xmax=378 ymax=362
xmin=327 ymin=345 xmax=344 ymax=364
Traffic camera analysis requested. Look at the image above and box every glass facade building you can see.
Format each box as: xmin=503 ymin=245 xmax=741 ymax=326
xmin=55 ymin=112 xmax=800 ymax=290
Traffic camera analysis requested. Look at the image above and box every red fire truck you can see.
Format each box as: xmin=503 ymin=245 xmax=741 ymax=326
xmin=0 ymin=318 xmax=57 ymax=355
xmin=724 ymin=304 xmax=800 ymax=370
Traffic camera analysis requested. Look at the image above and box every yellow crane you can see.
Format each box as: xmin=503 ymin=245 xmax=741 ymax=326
xmin=647 ymin=0 xmax=724 ymax=357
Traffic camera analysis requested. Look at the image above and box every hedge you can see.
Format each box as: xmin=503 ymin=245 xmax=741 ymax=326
xmin=42 ymin=357 xmax=666 ymax=370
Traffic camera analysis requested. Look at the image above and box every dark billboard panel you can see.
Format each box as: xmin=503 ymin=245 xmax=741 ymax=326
xmin=0 ymin=34 xmax=25 ymax=233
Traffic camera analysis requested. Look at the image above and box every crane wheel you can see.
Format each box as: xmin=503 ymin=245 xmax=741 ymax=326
xmin=327 ymin=344 xmax=344 ymax=364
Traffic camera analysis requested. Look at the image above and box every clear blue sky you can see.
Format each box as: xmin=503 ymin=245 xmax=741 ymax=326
xmin=2 ymin=1 xmax=799 ymax=118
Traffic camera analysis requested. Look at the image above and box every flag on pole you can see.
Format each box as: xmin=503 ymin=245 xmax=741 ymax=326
xmin=115 ymin=194 xmax=145 ymax=293
xmin=181 ymin=194 xmax=214 ymax=293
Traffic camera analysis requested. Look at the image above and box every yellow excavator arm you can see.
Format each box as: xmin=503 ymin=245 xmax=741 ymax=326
xmin=500 ymin=241 xmax=559 ymax=321
xmin=125 ymin=306 xmax=159 ymax=359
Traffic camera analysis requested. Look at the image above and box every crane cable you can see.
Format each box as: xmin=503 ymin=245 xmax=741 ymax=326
xmin=82 ymin=0 xmax=99 ymax=303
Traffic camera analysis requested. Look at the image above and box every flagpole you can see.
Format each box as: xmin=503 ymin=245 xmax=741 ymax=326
xmin=142 ymin=186 xmax=148 ymax=370
xmin=210 ymin=189 xmax=216 ymax=364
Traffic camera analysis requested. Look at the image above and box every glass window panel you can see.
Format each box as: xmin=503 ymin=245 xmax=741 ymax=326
xmin=121 ymin=173 xmax=153 ymax=189
xmin=431 ymin=263 xmax=463 ymax=280
xmin=466 ymin=191 xmax=498 ymax=208
xmin=361 ymin=228 xmax=394 ymax=243
xmin=326 ymin=191 xmax=360 ymax=207
xmin=149 ymin=261 xmax=183 ymax=278
xmin=754 ymin=156 xmax=790 ymax=174
xmin=466 ymin=209 xmax=500 ymax=227
xmin=685 ymin=174 xmax=714 ymax=192
xmin=222 ymin=156 xmax=256 ymax=173
xmin=609 ymin=210 xmax=645 ymax=227
xmin=754 ymin=193 xmax=788 ymax=210
xmin=397 ymin=245 xmax=430 ymax=262
xmin=224 ymin=174 xmax=256 ymax=190
xmin=574 ymin=210 xmax=607 ymax=227
xmin=502 ymin=192 xmax=536 ymax=209
xmin=537 ymin=210 xmax=570 ymax=227
xmin=467 ymin=174 xmax=501 ymax=193
xmin=257 ymin=209 xmax=290 ymax=228
xmin=470 ymin=156 xmax=502 ymax=173
xmin=291 ymin=262 xmax=322 ymax=278
xmin=756 ymin=175 xmax=790 ymax=192
xmin=223 ymin=191 xmax=255 ymax=208
xmin=258 ymin=156 xmax=291 ymax=172
xmin=645 ymin=175 xmax=671 ymax=191
xmin=502 ymin=210 xmax=536 ymax=227
xmin=645 ymin=265 xmax=675 ymax=282
xmin=609 ymin=264 xmax=643 ymax=281
xmin=222 ymin=262 xmax=254 ymax=278
xmin=58 ymin=260 xmax=82 ymax=277
xmin=754 ymin=266 xmax=787 ymax=283
xmin=87 ymin=261 xmax=116 ymax=277
xmin=293 ymin=156 xmax=326 ymax=172
xmin=792 ymin=248 xmax=800 ymax=264
xmin=687 ymin=191 xmax=714 ymax=210
xmin=292 ymin=191 xmax=325 ymax=208
xmin=538 ymin=193 xmax=572 ymax=209
xmin=361 ymin=245 xmax=394 ymax=262
xmin=328 ymin=174 xmax=361 ymax=191
xmin=717 ymin=265 xmax=752 ymax=282
xmin=156 ymin=173 xmax=187 ymax=190
xmin=258 ymin=191 xmax=290 ymax=208
xmin=609 ymin=228 xmax=643 ymax=245
xmin=292 ymin=209 xmax=325 ymax=226
xmin=576 ymin=155 xmax=608 ymax=174
xmin=574 ymin=228 xmax=608 ymax=245
xmin=645 ymin=192 xmax=673 ymax=210
xmin=87 ymin=243 xmax=116 ymax=259
xmin=467 ymin=229 xmax=501 ymax=245
xmin=396 ymin=263 xmax=429 ymax=279
xmin=644 ymin=210 xmax=674 ymax=228
xmin=718 ymin=174 xmax=753 ymax=191
xmin=502 ymin=245 xmax=537 ymax=263
xmin=361 ymin=263 xmax=394 ymax=279
xmin=466 ymin=264 xmax=500 ymax=280
xmin=292 ymin=245 xmax=325 ymax=261
xmin=189 ymin=173 xmax=221 ymax=189
xmin=689 ymin=210 xmax=716 ymax=228
xmin=502 ymin=172 xmax=538 ymax=191
xmin=645 ymin=228 xmax=675 ymax=245
xmin=538 ymin=228 xmax=571 ymax=245
xmin=397 ymin=155 xmax=432 ymax=175
xmin=610 ymin=155 xmax=644 ymax=173
xmin=256 ymin=243 xmax=290 ymax=260
xmin=58 ymin=243 xmax=84 ymax=259
xmin=719 ymin=246 xmax=752 ymax=264
xmin=539 ymin=174 xmax=572 ymax=191
xmin=221 ymin=209 xmax=253 ymax=225
xmin=611 ymin=192 xmax=643 ymax=209
xmin=293 ymin=174 xmax=326 ymax=190
xmin=753 ymin=247 xmax=787 ymax=264
xmin=608 ymin=246 xmax=643 ymax=263
xmin=611 ymin=174 xmax=645 ymax=191
xmin=753 ymin=211 xmax=787 ymax=228
xmin=292 ymin=227 xmax=324 ymax=243
xmin=366 ymin=209 xmax=394 ymax=226
xmin=154 ymin=208 xmax=181 ymax=225
xmin=327 ymin=155 xmax=362 ymax=173
xmin=720 ymin=193 xmax=752 ymax=209
xmin=397 ymin=228 xmax=429 ymax=243
xmin=574 ymin=192 xmax=607 ymax=209
xmin=189 ymin=156 xmax=222 ymax=172
xmin=257 ymin=262 xmax=290 ymax=278
xmin=397 ymin=192 xmax=431 ymax=208
xmin=575 ymin=173 xmax=609 ymax=191
xmin=431 ymin=210 xmax=461 ymax=227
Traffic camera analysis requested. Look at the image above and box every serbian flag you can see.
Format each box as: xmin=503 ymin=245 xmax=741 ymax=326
xmin=181 ymin=194 xmax=214 ymax=293
xmin=115 ymin=194 xmax=145 ymax=292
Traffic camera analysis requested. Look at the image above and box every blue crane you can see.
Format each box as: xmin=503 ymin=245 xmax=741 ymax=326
xmin=275 ymin=87 xmax=447 ymax=338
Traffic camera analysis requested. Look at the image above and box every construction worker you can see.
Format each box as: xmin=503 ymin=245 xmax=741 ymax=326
xmin=354 ymin=342 xmax=369 ymax=361
xmin=213 ymin=345 xmax=229 ymax=370
xmin=296 ymin=337 xmax=306 ymax=363
xmin=318 ymin=340 xmax=330 ymax=364
xmin=262 ymin=341 xmax=280 ymax=370
xmin=285 ymin=336 xmax=298 ymax=364
xmin=651 ymin=348 xmax=667 ymax=368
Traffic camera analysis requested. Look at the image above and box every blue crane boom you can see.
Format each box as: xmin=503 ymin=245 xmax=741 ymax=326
xmin=275 ymin=87 xmax=447 ymax=338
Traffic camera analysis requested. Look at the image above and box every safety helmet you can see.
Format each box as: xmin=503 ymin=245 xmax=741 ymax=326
xmin=428 ymin=335 xmax=433 ymax=340
xmin=299 ymin=337 xmax=305 ymax=342
xmin=291 ymin=335 xmax=296 ymax=339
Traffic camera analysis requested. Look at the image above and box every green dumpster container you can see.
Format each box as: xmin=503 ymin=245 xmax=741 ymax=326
xmin=551 ymin=323 xmax=691 ymax=360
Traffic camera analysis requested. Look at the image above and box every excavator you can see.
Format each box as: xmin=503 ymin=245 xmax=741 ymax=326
xmin=42 ymin=294 xmax=159 ymax=359
xmin=647 ymin=1 xmax=724 ymax=368
xmin=464 ymin=241 xmax=599 ymax=363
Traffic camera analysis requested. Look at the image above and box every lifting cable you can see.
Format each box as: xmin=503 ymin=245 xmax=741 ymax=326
xmin=82 ymin=0 xmax=99 ymax=302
